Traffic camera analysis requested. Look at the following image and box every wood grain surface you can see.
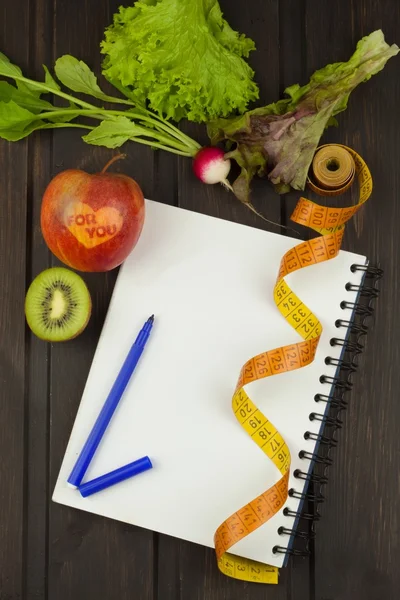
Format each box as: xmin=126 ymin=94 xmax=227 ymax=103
xmin=0 ymin=1 xmax=399 ymax=599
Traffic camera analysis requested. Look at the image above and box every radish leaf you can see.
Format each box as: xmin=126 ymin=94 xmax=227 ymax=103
xmin=54 ymin=55 xmax=112 ymax=101
xmin=43 ymin=66 xmax=61 ymax=92
xmin=83 ymin=116 xmax=155 ymax=148
xmin=0 ymin=81 xmax=54 ymax=113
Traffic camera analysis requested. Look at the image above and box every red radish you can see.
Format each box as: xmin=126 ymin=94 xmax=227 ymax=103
xmin=193 ymin=146 xmax=232 ymax=188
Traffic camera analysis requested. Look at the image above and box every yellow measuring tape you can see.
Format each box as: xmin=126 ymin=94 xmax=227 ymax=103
xmin=214 ymin=145 xmax=373 ymax=584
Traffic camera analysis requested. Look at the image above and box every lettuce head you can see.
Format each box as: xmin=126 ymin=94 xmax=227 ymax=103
xmin=101 ymin=0 xmax=259 ymax=123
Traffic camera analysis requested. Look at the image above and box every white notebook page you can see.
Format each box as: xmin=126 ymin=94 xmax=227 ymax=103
xmin=53 ymin=199 xmax=366 ymax=568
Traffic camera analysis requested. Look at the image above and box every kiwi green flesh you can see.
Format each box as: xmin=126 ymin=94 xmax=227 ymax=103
xmin=25 ymin=267 xmax=91 ymax=341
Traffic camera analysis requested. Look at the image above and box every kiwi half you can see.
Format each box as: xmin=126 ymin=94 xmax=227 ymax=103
xmin=25 ymin=267 xmax=91 ymax=341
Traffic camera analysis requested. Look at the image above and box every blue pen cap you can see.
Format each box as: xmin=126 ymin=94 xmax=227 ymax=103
xmin=78 ymin=456 xmax=153 ymax=498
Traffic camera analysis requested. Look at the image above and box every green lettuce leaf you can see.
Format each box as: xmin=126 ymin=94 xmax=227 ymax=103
xmin=100 ymin=0 xmax=258 ymax=122
xmin=208 ymin=30 xmax=399 ymax=202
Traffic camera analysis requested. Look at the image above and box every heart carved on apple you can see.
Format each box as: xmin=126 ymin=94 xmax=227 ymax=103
xmin=66 ymin=205 xmax=123 ymax=249
xmin=41 ymin=155 xmax=145 ymax=272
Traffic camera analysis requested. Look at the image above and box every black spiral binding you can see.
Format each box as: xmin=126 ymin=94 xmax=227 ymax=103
xmin=273 ymin=263 xmax=383 ymax=558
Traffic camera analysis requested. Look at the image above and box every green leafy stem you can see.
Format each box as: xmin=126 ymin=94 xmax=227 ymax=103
xmin=0 ymin=53 xmax=202 ymax=156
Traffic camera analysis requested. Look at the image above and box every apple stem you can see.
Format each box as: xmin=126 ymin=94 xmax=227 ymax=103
xmin=101 ymin=153 xmax=127 ymax=174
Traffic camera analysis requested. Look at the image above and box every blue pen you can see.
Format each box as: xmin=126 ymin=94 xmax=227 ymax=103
xmin=67 ymin=315 xmax=154 ymax=488
xmin=78 ymin=456 xmax=153 ymax=497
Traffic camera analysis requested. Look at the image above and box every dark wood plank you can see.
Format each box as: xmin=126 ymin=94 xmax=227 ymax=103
xmin=0 ymin=2 xmax=29 ymax=598
xmin=24 ymin=1 xmax=53 ymax=598
xmin=304 ymin=2 xmax=400 ymax=599
xmin=157 ymin=2 xmax=310 ymax=599
xmin=47 ymin=1 xmax=159 ymax=599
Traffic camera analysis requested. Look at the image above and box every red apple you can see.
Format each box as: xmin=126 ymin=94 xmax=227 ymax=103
xmin=41 ymin=155 xmax=145 ymax=272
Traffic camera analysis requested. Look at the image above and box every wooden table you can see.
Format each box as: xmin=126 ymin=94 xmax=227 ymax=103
xmin=1 ymin=1 xmax=399 ymax=599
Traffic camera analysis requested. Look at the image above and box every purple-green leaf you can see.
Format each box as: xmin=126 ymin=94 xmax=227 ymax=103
xmin=208 ymin=30 xmax=399 ymax=203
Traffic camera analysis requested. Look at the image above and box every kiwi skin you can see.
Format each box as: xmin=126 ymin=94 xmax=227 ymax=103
xmin=25 ymin=267 xmax=92 ymax=342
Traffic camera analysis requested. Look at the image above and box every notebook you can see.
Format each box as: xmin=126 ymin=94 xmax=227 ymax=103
xmin=53 ymin=198 xmax=377 ymax=569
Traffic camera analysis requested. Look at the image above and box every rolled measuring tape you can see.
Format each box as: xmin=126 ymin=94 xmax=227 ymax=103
xmin=307 ymin=144 xmax=356 ymax=196
xmin=214 ymin=145 xmax=372 ymax=584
